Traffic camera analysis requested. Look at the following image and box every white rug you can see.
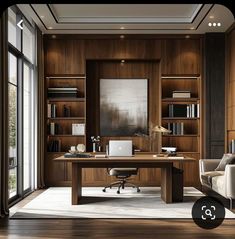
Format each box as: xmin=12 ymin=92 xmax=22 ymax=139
xmin=10 ymin=187 xmax=235 ymax=218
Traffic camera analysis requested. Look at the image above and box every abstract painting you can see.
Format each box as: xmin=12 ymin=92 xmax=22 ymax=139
xmin=100 ymin=79 xmax=148 ymax=136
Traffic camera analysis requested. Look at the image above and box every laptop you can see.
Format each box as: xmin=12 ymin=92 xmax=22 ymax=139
xmin=108 ymin=140 xmax=133 ymax=157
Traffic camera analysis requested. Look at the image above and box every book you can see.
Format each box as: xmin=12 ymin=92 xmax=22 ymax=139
xmin=168 ymin=104 xmax=188 ymax=117
xmin=172 ymin=91 xmax=191 ymax=98
xmin=47 ymin=104 xmax=51 ymax=118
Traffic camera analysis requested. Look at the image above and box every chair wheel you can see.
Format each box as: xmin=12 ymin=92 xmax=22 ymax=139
xmin=102 ymin=189 xmax=106 ymax=192
xmin=137 ymin=189 xmax=140 ymax=193
xmin=117 ymin=190 xmax=120 ymax=194
xmin=110 ymin=186 xmax=112 ymax=189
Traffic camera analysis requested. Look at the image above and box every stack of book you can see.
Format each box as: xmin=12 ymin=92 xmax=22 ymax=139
xmin=48 ymin=87 xmax=78 ymax=98
xmin=47 ymin=103 xmax=57 ymax=118
xmin=48 ymin=140 xmax=61 ymax=152
xmin=48 ymin=122 xmax=61 ymax=135
xmin=168 ymin=104 xmax=199 ymax=118
xmin=167 ymin=122 xmax=184 ymax=135
xmin=229 ymin=139 xmax=235 ymax=153
xmin=172 ymin=91 xmax=191 ymax=98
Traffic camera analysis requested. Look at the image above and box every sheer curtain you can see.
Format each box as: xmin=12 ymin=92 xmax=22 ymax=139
xmin=0 ymin=11 xmax=9 ymax=217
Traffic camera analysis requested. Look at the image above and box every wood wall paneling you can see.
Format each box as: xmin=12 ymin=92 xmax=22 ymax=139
xmin=44 ymin=39 xmax=85 ymax=75
xmin=205 ymin=33 xmax=225 ymax=158
xmin=85 ymin=39 xmax=161 ymax=60
xmin=43 ymin=36 xmax=202 ymax=187
xmin=161 ymin=39 xmax=200 ymax=75
xmin=226 ymin=29 xmax=235 ymax=152
xmin=45 ymin=40 xmax=66 ymax=75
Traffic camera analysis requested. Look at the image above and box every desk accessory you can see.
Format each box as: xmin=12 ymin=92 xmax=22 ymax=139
xmin=64 ymin=152 xmax=92 ymax=158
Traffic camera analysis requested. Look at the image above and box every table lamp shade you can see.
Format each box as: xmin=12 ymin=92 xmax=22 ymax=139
xmin=152 ymin=125 xmax=171 ymax=134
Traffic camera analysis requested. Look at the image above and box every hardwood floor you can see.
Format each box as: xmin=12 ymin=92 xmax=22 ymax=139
xmin=0 ymin=218 xmax=235 ymax=238
xmin=2 ymin=190 xmax=234 ymax=238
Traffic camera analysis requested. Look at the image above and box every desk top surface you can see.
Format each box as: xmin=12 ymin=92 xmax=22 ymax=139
xmin=54 ymin=154 xmax=195 ymax=163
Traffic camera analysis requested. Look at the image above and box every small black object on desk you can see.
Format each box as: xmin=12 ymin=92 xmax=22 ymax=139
xmin=64 ymin=152 xmax=92 ymax=158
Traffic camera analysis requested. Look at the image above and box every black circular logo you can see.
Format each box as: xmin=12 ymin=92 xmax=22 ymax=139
xmin=192 ymin=196 xmax=225 ymax=229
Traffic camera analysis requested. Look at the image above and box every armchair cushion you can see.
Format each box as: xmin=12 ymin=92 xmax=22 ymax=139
xmin=215 ymin=153 xmax=235 ymax=171
xmin=201 ymin=171 xmax=224 ymax=187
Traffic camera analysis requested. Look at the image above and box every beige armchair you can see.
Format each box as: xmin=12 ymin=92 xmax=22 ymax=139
xmin=199 ymin=159 xmax=235 ymax=209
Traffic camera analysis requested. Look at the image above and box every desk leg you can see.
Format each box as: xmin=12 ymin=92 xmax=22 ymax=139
xmin=72 ymin=163 xmax=82 ymax=205
xmin=161 ymin=165 xmax=173 ymax=203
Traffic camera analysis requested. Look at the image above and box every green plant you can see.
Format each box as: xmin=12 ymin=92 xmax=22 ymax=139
xmin=9 ymin=174 xmax=16 ymax=190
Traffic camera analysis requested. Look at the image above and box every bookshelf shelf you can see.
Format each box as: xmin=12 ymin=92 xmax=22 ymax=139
xmin=162 ymin=134 xmax=199 ymax=137
xmin=46 ymin=75 xmax=87 ymax=155
xmin=162 ymin=117 xmax=199 ymax=120
xmin=47 ymin=117 xmax=85 ymax=120
xmin=161 ymin=75 xmax=201 ymax=160
xmin=48 ymin=135 xmax=85 ymax=137
xmin=48 ymin=98 xmax=85 ymax=102
xmin=162 ymin=98 xmax=199 ymax=102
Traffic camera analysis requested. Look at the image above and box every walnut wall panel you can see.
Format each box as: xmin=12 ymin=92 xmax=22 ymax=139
xmin=226 ymin=29 xmax=235 ymax=151
xmin=44 ymin=39 xmax=85 ymax=75
xmin=205 ymin=33 xmax=225 ymax=158
xmin=85 ymin=39 xmax=161 ymax=60
xmin=161 ymin=39 xmax=201 ymax=75
xmin=85 ymin=60 xmax=161 ymax=186
xmin=43 ymin=35 xmax=202 ymax=187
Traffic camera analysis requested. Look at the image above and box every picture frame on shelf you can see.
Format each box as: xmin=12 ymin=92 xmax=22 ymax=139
xmin=72 ymin=123 xmax=85 ymax=135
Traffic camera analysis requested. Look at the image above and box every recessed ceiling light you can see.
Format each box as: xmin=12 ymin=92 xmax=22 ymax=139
xmin=208 ymin=23 xmax=212 ymax=27
xmin=48 ymin=26 xmax=53 ymax=29
xmin=213 ymin=23 xmax=217 ymax=27
xmin=120 ymin=26 xmax=125 ymax=30
xmin=120 ymin=35 xmax=125 ymax=39
xmin=121 ymin=59 xmax=125 ymax=63
xmin=217 ymin=23 xmax=221 ymax=27
xmin=209 ymin=15 xmax=214 ymax=19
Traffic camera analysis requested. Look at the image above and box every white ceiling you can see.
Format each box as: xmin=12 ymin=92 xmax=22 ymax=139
xmin=17 ymin=4 xmax=234 ymax=34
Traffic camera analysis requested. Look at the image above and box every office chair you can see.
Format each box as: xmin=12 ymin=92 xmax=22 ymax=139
xmin=102 ymin=168 xmax=140 ymax=194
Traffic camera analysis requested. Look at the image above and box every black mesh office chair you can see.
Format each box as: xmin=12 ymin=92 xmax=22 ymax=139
xmin=102 ymin=168 xmax=140 ymax=194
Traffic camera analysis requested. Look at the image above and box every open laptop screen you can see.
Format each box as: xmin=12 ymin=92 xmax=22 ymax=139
xmin=108 ymin=140 xmax=133 ymax=156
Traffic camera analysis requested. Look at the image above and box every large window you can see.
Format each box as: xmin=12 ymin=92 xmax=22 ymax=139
xmin=8 ymin=6 xmax=36 ymax=202
xmin=8 ymin=53 xmax=18 ymax=198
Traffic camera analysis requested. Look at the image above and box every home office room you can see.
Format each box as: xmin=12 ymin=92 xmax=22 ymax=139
xmin=0 ymin=3 xmax=235 ymax=238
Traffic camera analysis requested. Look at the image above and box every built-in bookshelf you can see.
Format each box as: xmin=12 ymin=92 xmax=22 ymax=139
xmin=46 ymin=76 xmax=86 ymax=154
xmin=161 ymin=76 xmax=201 ymax=157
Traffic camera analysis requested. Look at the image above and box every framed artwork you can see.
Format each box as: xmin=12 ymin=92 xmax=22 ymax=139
xmin=100 ymin=78 xmax=148 ymax=136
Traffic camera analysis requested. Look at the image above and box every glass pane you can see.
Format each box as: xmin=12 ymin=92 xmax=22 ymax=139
xmin=23 ymin=64 xmax=31 ymax=190
xmin=23 ymin=24 xmax=34 ymax=63
xmin=9 ymin=168 xmax=17 ymax=198
xmin=8 ymin=8 xmax=17 ymax=48
xmin=8 ymin=83 xmax=17 ymax=198
xmin=8 ymin=53 xmax=17 ymax=85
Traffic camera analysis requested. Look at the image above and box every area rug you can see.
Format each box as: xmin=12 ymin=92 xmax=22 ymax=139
xmin=10 ymin=187 xmax=235 ymax=219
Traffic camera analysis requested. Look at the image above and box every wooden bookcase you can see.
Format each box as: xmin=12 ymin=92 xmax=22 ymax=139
xmin=45 ymin=75 xmax=86 ymax=186
xmin=161 ymin=76 xmax=201 ymax=186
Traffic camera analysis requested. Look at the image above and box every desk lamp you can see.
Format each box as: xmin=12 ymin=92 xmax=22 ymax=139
xmin=151 ymin=125 xmax=171 ymax=155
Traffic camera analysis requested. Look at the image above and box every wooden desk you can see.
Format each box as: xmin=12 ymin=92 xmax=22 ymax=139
xmin=54 ymin=154 xmax=195 ymax=205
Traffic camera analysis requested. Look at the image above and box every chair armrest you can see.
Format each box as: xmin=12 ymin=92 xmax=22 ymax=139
xmin=199 ymin=159 xmax=220 ymax=174
xmin=225 ymin=164 xmax=235 ymax=198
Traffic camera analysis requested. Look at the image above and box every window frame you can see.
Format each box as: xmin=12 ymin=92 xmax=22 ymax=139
xmin=8 ymin=6 xmax=36 ymax=205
